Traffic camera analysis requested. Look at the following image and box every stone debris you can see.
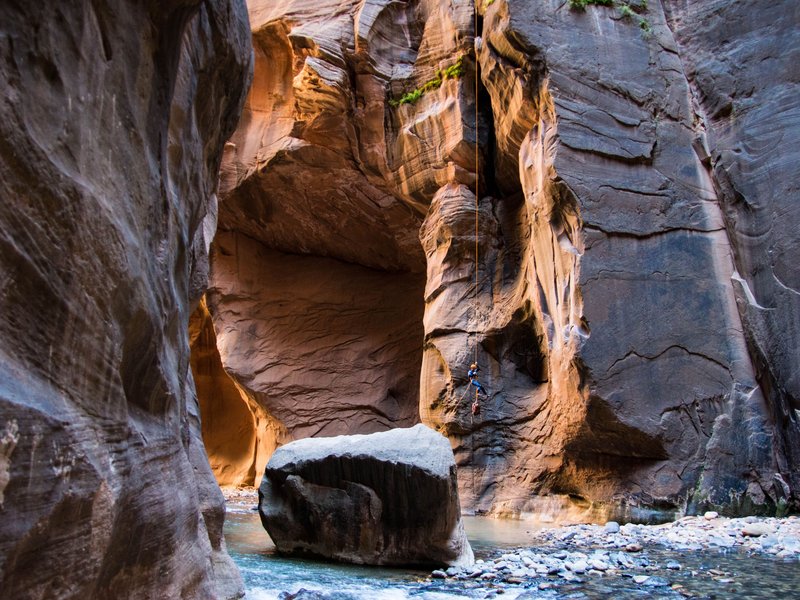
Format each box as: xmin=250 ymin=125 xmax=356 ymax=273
xmin=428 ymin=515 xmax=800 ymax=593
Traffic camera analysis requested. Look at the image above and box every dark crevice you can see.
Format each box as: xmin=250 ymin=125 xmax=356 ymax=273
xmin=583 ymin=223 xmax=725 ymax=240
xmin=602 ymin=344 xmax=732 ymax=380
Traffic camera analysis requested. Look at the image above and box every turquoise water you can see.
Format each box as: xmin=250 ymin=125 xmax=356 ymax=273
xmin=224 ymin=506 xmax=800 ymax=599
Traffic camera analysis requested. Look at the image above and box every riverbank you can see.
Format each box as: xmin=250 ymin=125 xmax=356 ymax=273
xmin=432 ymin=513 xmax=800 ymax=597
xmin=223 ymin=487 xmax=799 ymax=599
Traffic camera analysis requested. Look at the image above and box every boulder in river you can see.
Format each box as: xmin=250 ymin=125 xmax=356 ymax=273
xmin=258 ymin=424 xmax=474 ymax=567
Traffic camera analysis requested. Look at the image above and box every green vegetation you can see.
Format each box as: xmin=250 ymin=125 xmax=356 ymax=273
xmin=618 ymin=3 xmax=635 ymax=18
xmin=569 ymin=0 xmax=651 ymax=37
xmin=569 ymin=0 xmax=613 ymax=9
xmin=389 ymin=56 xmax=465 ymax=108
xmin=485 ymin=0 xmax=496 ymax=7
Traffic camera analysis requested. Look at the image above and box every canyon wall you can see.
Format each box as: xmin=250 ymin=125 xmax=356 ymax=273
xmin=0 ymin=1 xmax=252 ymax=597
xmin=202 ymin=0 xmax=799 ymax=515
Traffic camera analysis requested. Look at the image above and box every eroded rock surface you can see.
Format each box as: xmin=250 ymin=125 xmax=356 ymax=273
xmin=258 ymin=424 xmax=474 ymax=567
xmin=202 ymin=0 xmax=799 ymax=516
xmin=0 ymin=1 xmax=251 ymax=597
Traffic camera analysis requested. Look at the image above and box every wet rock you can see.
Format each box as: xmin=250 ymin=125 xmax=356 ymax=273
xmin=633 ymin=575 xmax=650 ymax=584
xmin=625 ymin=543 xmax=644 ymax=553
xmin=259 ymin=424 xmax=473 ymax=567
xmin=538 ymin=582 xmax=554 ymax=590
xmin=664 ymin=0 xmax=800 ymax=509
xmin=666 ymin=561 xmax=682 ymax=570
xmin=431 ymin=570 xmax=447 ymax=579
xmin=643 ymin=576 xmax=671 ymax=587
xmin=280 ymin=590 xmax=359 ymax=600
xmin=704 ymin=511 xmax=719 ymax=520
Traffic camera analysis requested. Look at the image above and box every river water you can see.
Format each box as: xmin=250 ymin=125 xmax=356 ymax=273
xmin=224 ymin=503 xmax=800 ymax=599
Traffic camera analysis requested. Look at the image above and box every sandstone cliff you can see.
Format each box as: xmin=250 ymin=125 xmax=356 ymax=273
xmin=0 ymin=1 xmax=252 ymax=597
xmin=200 ymin=0 xmax=799 ymax=516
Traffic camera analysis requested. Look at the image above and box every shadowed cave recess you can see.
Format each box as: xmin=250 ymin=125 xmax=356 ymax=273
xmin=191 ymin=0 xmax=800 ymax=520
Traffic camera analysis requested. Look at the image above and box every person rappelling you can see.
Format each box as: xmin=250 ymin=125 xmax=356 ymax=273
xmin=468 ymin=363 xmax=488 ymax=396
xmin=466 ymin=362 xmax=488 ymax=415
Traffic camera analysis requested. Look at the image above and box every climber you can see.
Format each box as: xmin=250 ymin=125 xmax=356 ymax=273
xmin=467 ymin=363 xmax=488 ymax=395
xmin=467 ymin=363 xmax=488 ymax=415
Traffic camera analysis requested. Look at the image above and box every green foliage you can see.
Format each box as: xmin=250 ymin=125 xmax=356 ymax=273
xmin=485 ymin=0 xmax=496 ymax=7
xmin=389 ymin=56 xmax=465 ymax=108
xmin=569 ymin=0 xmax=613 ymax=10
xmin=618 ymin=4 xmax=635 ymax=18
xmin=570 ymin=0 xmax=652 ymax=38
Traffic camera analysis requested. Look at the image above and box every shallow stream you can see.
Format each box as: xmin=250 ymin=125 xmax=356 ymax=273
xmin=224 ymin=503 xmax=800 ymax=599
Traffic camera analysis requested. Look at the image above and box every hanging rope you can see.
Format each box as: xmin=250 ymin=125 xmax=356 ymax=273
xmin=473 ymin=2 xmax=480 ymax=370
xmin=471 ymin=0 xmax=481 ymax=507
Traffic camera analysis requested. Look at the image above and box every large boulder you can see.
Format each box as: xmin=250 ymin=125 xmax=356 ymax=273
xmin=258 ymin=424 xmax=474 ymax=567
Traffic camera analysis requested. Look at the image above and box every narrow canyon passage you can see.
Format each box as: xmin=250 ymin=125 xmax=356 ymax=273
xmin=2 ymin=0 xmax=800 ymax=598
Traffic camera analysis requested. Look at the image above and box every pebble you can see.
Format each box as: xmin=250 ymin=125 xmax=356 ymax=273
xmin=704 ymin=511 xmax=719 ymax=520
xmin=666 ymin=560 xmax=681 ymax=570
xmin=431 ymin=570 xmax=447 ymax=579
xmin=742 ymin=523 xmax=772 ymax=537
xmin=643 ymin=576 xmax=670 ymax=587
xmin=625 ymin=543 xmax=643 ymax=552
xmin=632 ymin=575 xmax=649 ymax=584
xmin=604 ymin=521 xmax=621 ymax=533
xmin=566 ymin=560 xmax=588 ymax=574
xmin=590 ymin=559 xmax=609 ymax=571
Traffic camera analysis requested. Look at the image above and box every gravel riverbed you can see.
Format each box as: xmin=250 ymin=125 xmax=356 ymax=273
xmin=430 ymin=513 xmax=800 ymax=597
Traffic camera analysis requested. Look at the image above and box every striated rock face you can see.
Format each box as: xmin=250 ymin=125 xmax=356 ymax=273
xmin=259 ymin=424 xmax=474 ymax=567
xmin=661 ymin=0 xmax=800 ymax=510
xmin=0 ymin=1 xmax=252 ymax=597
xmin=202 ymin=0 xmax=799 ymax=516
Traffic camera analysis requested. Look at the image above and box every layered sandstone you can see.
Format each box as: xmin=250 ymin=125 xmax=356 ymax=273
xmin=0 ymin=1 xmax=252 ymax=597
xmin=202 ymin=0 xmax=799 ymax=516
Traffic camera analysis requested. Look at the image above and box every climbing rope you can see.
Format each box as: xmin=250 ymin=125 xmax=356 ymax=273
xmin=471 ymin=0 xmax=480 ymax=507
xmin=473 ymin=2 xmax=480 ymax=371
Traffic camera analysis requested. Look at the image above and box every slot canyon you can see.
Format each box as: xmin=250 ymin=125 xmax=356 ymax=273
xmin=1 ymin=0 xmax=799 ymax=598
